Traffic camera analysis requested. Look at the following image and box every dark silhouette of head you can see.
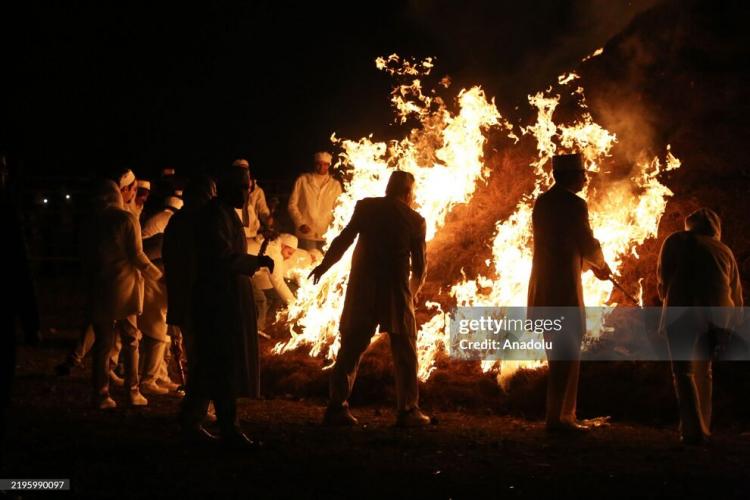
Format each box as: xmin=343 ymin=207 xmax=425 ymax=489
xmin=685 ymin=207 xmax=722 ymax=240
xmin=385 ymin=170 xmax=416 ymax=206
xmin=183 ymin=174 xmax=216 ymax=209
xmin=217 ymin=166 xmax=250 ymax=209
xmin=552 ymin=153 xmax=587 ymax=193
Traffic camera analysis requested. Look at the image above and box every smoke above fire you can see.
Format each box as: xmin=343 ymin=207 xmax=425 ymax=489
xmin=273 ymin=53 xmax=680 ymax=387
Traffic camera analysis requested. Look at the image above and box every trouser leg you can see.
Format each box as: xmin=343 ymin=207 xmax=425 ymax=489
xmin=546 ymin=360 xmax=570 ymax=425
xmin=561 ymin=359 xmax=580 ymax=422
xmin=69 ymin=324 xmax=95 ymax=366
xmin=545 ymin=359 xmax=581 ymax=425
xmin=329 ymin=326 xmax=376 ymax=407
xmin=140 ymin=336 xmax=168 ymax=385
xmin=180 ymin=387 xmax=210 ymax=430
xmin=111 ymin=335 xmax=122 ymax=370
xmin=544 ymin=321 xmax=582 ymax=425
xmin=675 ymin=359 xmax=712 ymax=439
xmin=669 ymin=328 xmax=713 ymax=441
xmin=671 ymin=359 xmax=703 ymax=439
xmin=178 ymin=322 xmax=210 ymax=428
xmin=213 ymin=393 xmax=238 ymax=435
xmin=695 ymin=360 xmax=712 ymax=434
xmin=92 ymin=320 xmax=116 ymax=398
xmin=157 ymin=352 xmax=170 ymax=383
xmin=116 ymin=315 xmax=141 ymax=392
xmin=253 ymin=284 xmax=268 ymax=331
xmin=388 ymin=331 xmax=419 ymax=411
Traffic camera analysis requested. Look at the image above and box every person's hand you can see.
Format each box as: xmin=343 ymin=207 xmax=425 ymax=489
xmin=308 ymin=265 xmax=326 ymax=285
xmin=592 ymin=263 xmax=612 ymax=281
xmin=258 ymin=255 xmax=275 ymax=274
xmin=299 ymin=224 xmax=311 ymax=234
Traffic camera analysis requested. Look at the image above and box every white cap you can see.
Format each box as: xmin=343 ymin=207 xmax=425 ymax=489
xmin=279 ymin=233 xmax=298 ymax=249
xmin=136 ymin=179 xmax=151 ymax=190
xmin=314 ymin=152 xmax=332 ymax=164
xmin=165 ymin=196 xmax=184 ymax=211
xmin=119 ymin=169 xmax=136 ymax=189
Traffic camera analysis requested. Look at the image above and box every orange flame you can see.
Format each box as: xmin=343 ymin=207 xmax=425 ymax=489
xmin=274 ymin=57 xmax=681 ymax=388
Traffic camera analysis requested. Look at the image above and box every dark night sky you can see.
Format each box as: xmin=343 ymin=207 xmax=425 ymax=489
xmin=4 ymin=1 xmax=659 ymax=182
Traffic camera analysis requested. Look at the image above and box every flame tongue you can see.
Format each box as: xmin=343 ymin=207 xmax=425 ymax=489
xmin=274 ymin=57 xmax=682 ymax=387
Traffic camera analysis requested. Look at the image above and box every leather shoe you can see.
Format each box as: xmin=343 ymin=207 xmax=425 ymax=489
xmin=221 ymin=429 xmax=258 ymax=450
xmin=396 ymin=408 xmax=431 ymax=428
xmin=546 ymin=421 xmax=591 ymax=433
xmin=323 ymin=404 xmax=359 ymax=426
xmin=182 ymin=425 xmax=219 ymax=445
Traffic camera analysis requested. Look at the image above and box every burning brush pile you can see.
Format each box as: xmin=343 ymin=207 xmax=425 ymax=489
xmin=263 ymin=1 xmax=750 ymax=423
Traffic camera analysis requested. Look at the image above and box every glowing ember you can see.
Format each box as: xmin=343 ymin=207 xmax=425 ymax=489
xmin=274 ymin=56 xmax=681 ymax=388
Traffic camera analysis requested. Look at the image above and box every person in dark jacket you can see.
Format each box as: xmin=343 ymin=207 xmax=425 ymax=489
xmin=179 ymin=167 xmax=272 ymax=449
xmin=163 ymin=175 xmax=216 ymax=402
xmin=657 ymin=208 xmax=743 ymax=445
xmin=309 ymin=170 xmax=430 ymax=427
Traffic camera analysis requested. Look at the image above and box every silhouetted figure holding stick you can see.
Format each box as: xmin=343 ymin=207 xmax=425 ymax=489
xmin=657 ymin=208 xmax=743 ymax=445
xmin=309 ymin=170 xmax=431 ymax=427
xmin=527 ymin=153 xmax=613 ymax=433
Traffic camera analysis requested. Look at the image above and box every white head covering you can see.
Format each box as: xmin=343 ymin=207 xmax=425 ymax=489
xmin=165 ymin=196 xmax=184 ymax=211
xmin=118 ymin=169 xmax=136 ymax=189
xmin=314 ymin=151 xmax=332 ymax=164
xmin=136 ymin=179 xmax=151 ymax=190
xmin=279 ymin=233 xmax=298 ymax=249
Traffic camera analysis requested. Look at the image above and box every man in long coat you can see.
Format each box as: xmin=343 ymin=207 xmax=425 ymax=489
xmin=179 ymin=167 xmax=272 ymax=448
xmin=527 ymin=153 xmax=612 ymax=432
xmin=657 ymin=208 xmax=743 ymax=444
xmin=309 ymin=170 xmax=430 ymax=427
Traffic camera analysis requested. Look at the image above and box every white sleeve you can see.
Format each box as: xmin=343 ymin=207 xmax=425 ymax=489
xmin=268 ymin=250 xmax=295 ymax=304
xmin=288 ymin=177 xmax=305 ymax=229
xmin=142 ymin=212 xmax=167 ymax=239
xmin=255 ymin=187 xmax=271 ymax=219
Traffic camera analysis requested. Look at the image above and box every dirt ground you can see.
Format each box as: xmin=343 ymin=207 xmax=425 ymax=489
xmin=3 ymin=330 xmax=750 ymax=499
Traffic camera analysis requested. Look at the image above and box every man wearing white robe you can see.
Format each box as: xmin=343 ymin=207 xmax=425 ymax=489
xmin=288 ymin=151 xmax=342 ymax=251
xmin=83 ymin=180 xmax=161 ymax=409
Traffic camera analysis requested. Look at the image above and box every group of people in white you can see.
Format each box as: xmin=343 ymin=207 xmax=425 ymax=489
xmin=56 ymin=152 xmax=342 ymax=412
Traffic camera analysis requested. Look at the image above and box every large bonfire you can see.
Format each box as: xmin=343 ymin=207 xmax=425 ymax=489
xmin=273 ymin=52 xmax=681 ymax=386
